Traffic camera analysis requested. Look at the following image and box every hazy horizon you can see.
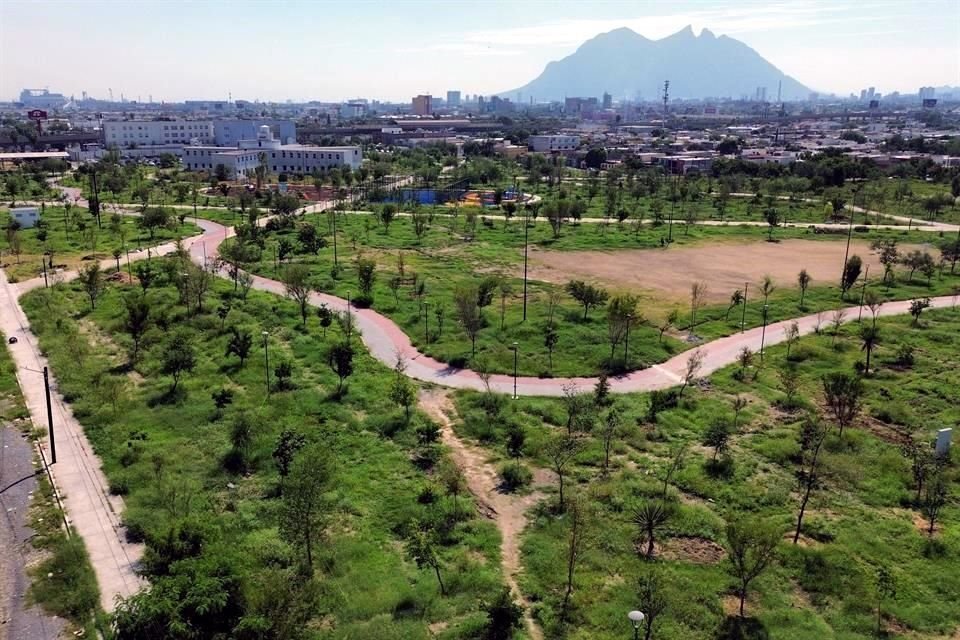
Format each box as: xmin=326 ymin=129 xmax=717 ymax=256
xmin=1 ymin=0 xmax=958 ymax=103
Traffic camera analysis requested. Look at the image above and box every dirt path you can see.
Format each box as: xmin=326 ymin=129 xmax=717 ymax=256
xmin=418 ymin=389 xmax=548 ymax=640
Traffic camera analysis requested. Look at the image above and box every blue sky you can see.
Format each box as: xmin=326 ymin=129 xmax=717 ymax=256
xmin=1 ymin=0 xmax=957 ymax=102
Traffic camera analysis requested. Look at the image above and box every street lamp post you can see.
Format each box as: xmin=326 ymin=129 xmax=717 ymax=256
xmin=262 ymin=330 xmax=270 ymax=396
xmin=628 ymin=610 xmax=645 ymax=640
xmin=423 ymin=300 xmax=430 ymax=343
xmin=759 ymin=304 xmax=770 ymax=361
xmin=740 ymin=281 xmax=749 ymax=333
xmin=510 ymin=341 xmax=519 ymax=399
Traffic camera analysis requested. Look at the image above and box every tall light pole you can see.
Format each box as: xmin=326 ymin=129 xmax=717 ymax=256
xmin=740 ymin=281 xmax=749 ymax=333
xmin=857 ymin=265 xmax=870 ymax=323
xmin=510 ymin=342 xmax=519 ymax=399
xmin=262 ymin=330 xmax=270 ymax=396
xmin=522 ymin=212 xmax=529 ymax=321
xmin=759 ymin=304 xmax=770 ymax=361
xmin=43 ymin=367 xmax=57 ymax=464
xmin=840 ymin=187 xmax=858 ymax=295
xmin=628 ymin=610 xmax=645 ymax=640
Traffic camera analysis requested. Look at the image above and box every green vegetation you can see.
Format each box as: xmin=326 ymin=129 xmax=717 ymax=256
xmin=20 ymin=253 xmax=507 ymax=640
xmin=1 ymin=204 xmax=199 ymax=282
xmin=447 ymin=307 xmax=960 ymax=639
xmin=229 ymin=205 xmax=960 ymax=377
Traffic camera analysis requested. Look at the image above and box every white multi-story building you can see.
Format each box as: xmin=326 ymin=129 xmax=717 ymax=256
xmin=103 ymin=120 xmax=215 ymax=147
xmin=182 ymin=125 xmax=361 ymax=178
xmin=528 ymin=135 xmax=580 ymax=152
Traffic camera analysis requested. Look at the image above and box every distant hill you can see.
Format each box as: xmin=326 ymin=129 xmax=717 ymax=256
xmin=501 ymin=26 xmax=812 ymax=102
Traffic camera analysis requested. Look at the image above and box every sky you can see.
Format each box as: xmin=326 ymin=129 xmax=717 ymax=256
xmin=1 ymin=0 xmax=958 ymax=103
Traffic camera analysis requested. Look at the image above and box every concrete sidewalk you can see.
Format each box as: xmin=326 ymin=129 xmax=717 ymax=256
xmin=0 ymin=269 xmax=144 ymax=613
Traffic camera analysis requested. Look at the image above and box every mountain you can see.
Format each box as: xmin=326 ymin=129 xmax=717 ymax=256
xmin=501 ymin=26 xmax=812 ymax=102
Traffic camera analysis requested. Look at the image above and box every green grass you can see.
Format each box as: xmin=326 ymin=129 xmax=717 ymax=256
xmin=20 ymin=265 xmax=507 ymax=639
xmin=446 ymin=308 xmax=960 ymax=639
xmin=0 ymin=337 xmax=101 ymax=635
xmin=0 ymin=205 xmax=199 ymax=282
xmin=233 ymin=207 xmax=960 ymax=377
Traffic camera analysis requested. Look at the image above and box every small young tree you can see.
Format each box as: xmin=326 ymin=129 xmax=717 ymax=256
xmin=379 ymin=204 xmax=397 ymax=233
xmin=784 ymin=321 xmax=800 ymax=359
xmin=736 ymin=346 xmax=754 ymax=379
xmin=272 ymin=430 xmax=306 ymax=481
xmin=797 ymin=268 xmax=812 ymax=309
xmin=161 ymin=329 xmax=196 ymax=393
xmin=544 ymin=325 xmax=559 ymax=372
xmin=356 ymin=257 xmax=376 ymax=303
xmin=316 ymin=303 xmax=333 ymax=338
xmin=875 ymin=566 xmax=896 ymax=637
xmin=859 ymin=324 xmax=881 ymax=374
xmin=636 ymin=569 xmax=668 ymax=640
xmin=760 ymin=275 xmax=776 ymax=305
xmin=841 ymin=255 xmax=863 ymax=298
xmin=822 ymin=371 xmax=863 ymax=438
xmin=453 ymin=284 xmax=483 ymax=355
xmin=658 ymin=308 xmax=679 ymax=343
xmin=280 ymin=445 xmax=335 ymax=570
xmin=79 ymin=263 xmax=104 ymax=309
xmin=689 ymin=281 xmax=708 ymax=334
xmin=632 ymin=500 xmax=674 ymax=558
xmin=282 ymin=264 xmax=312 ymax=326
xmin=328 ymin=342 xmax=354 ymax=396
xmin=909 ymin=297 xmax=931 ymax=326
xmin=566 ymin=280 xmax=609 ymax=320
xmin=831 ymin=307 xmax=848 ymax=344
xmin=921 ymin=472 xmax=948 ymax=537
xmin=406 ymin=526 xmax=446 ymax=595
xmin=411 ymin=208 xmax=428 ymax=242
xmin=732 ymin=395 xmax=748 ymax=428
xmin=439 ymin=459 xmax=467 ymax=518
xmin=389 ymin=376 xmax=417 ymax=423
xmin=901 ymin=434 xmax=934 ymax=503
xmin=660 ymin=443 xmax=687 ymax=500
xmin=225 ymin=326 xmax=253 ymax=367
xmin=793 ymin=414 xmax=830 ymax=543
xmin=545 ymin=434 xmax=584 ymax=511
xmin=600 ymin=406 xmax=621 ymax=475
xmin=725 ymin=518 xmax=781 ymax=617
xmin=216 ymin=303 xmax=231 ymax=331
xmin=704 ymin=418 xmax=732 ymax=462
xmin=211 ymin=387 xmax=234 ymax=418
xmin=561 ymin=494 xmax=590 ymax=614
xmin=726 ymin=289 xmax=744 ymax=321
xmin=678 ymin=348 xmax=704 ymax=399
xmin=122 ymin=295 xmax=150 ymax=364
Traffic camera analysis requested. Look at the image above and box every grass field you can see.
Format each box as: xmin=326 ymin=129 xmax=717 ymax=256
xmin=447 ymin=307 xmax=960 ymax=639
xmin=233 ymin=207 xmax=960 ymax=377
xmin=20 ymin=263 xmax=510 ymax=639
xmin=0 ymin=205 xmax=199 ymax=282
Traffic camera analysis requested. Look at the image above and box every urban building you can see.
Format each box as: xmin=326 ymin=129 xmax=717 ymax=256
xmin=103 ymin=120 xmax=215 ymax=146
xmin=412 ymin=94 xmax=433 ymax=116
xmin=564 ymin=97 xmax=598 ymax=116
xmin=19 ymin=88 xmax=68 ymax=109
xmin=182 ymin=125 xmax=361 ymax=178
xmin=446 ymin=90 xmax=461 ymax=107
xmin=213 ymin=119 xmax=296 ymax=146
xmin=602 ymin=92 xmax=612 ymax=109
xmin=919 ymin=87 xmax=936 ymax=100
xmin=528 ymin=134 xmax=580 ymax=152
xmin=9 ymin=207 xmax=40 ymax=229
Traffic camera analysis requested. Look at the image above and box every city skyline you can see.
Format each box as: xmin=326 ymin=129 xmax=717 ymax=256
xmin=1 ymin=0 xmax=958 ymax=103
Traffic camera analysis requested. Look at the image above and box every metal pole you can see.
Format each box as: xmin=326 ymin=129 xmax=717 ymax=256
xmin=522 ymin=216 xmax=529 ymax=321
xmin=841 ymin=189 xmax=856 ymax=294
xmin=740 ymin=282 xmax=749 ymax=333
xmin=43 ymin=367 xmax=56 ymax=464
xmin=262 ymin=332 xmax=270 ymax=396
xmin=759 ymin=304 xmax=769 ymax=361
xmin=512 ymin=343 xmax=518 ymax=400
xmin=858 ymin=265 xmax=869 ymax=323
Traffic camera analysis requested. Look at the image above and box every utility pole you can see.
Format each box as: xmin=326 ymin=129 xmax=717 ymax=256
xmin=522 ymin=213 xmax=529 ymax=321
xmin=841 ymin=188 xmax=857 ymax=294
xmin=741 ymin=282 xmax=749 ymax=333
xmin=43 ymin=367 xmax=56 ymax=464
xmin=858 ymin=265 xmax=870 ymax=322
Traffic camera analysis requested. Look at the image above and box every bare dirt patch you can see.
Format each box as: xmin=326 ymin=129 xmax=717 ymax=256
xmin=657 ymin=536 xmax=725 ymax=564
xmin=526 ymin=239 xmax=923 ymax=305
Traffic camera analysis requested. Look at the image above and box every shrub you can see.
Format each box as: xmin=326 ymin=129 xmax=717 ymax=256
xmin=894 ymin=343 xmax=915 ymax=367
xmin=647 ymin=389 xmax=679 ymax=422
xmin=498 ymin=463 xmax=532 ymax=492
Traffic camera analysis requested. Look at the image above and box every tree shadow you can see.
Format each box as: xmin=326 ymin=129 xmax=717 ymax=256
xmin=715 ymin=616 xmax=769 ymax=640
xmin=147 ymin=386 xmax=187 ymax=407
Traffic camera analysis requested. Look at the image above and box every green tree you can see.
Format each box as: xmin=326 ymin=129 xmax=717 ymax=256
xmin=161 ymin=329 xmax=196 ymax=393
xmin=875 ymin=566 xmax=896 ymax=637
xmin=798 ymin=269 xmax=812 ymax=309
xmin=282 ymin=264 xmax=312 ymax=326
xmin=566 ymin=280 xmax=609 ymax=319
xmin=632 ymin=500 xmax=674 ymax=558
xmin=328 ymin=342 xmax=354 ymax=395
xmin=406 ymin=526 xmax=446 ymax=595
xmin=842 ymin=255 xmax=863 ymax=297
xmin=225 ymin=326 xmax=254 ymax=368
xmin=636 ymin=569 xmax=668 ymax=640
xmin=859 ymin=324 xmax=881 ymax=374
xmin=389 ymin=376 xmax=417 ymax=423
xmin=356 ymin=257 xmax=376 ymax=302
xmin=140 ymin=207 xmax=170 ymax=239
xmin=123 ymin=294 xmax=150 ymax=363
xmin=77 ymin=262 xmax=104 ymax=309
xmin=822 ymin=371 xmax=864 ymax=438
xmin=483 ymin=588 xmax=522 ymax=640
xmin=272 ymin=430 xmax=306 ymax=480
xmin=725 ymin=518 xmax=781 ymax=617
xmin=280 ymin=445 xmax=335 ymax=569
